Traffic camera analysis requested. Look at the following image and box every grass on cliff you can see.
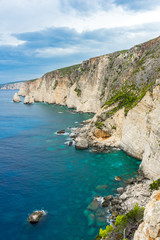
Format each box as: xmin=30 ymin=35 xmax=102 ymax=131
xmin=104 ymin=81 xmax=154 ymax=116
xmin=94 ymin=203 xmax=145 ymax=240
xmin=58 ymin=64 xmax=81 ymax=77
xmin=47 ymin=64 xmax=81 ymax=77
xmin=28 ymin=78 xmax=38 ymax=82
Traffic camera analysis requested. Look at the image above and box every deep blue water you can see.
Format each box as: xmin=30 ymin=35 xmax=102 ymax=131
xmin=0 ymin=90 xmax=140 ymax=240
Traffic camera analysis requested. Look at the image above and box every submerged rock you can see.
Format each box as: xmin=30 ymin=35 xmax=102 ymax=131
xmin=96 ymin=184 xmax=108 ymax=190
xmin=27 ymin=210 xmax=45 ymax=224
xmin=87 ymin=199 xmax=100 ymax=211
xmin=75 ymin=137 xmax=89 ymax=150
xmin=13 ymin=93 xmax=21 ymax=102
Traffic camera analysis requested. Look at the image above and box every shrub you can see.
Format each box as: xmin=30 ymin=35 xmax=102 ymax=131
xmin=150 ymin=178 xmax=160 ymax=190
xmin=95 ymin=121 xmax=103 ymax=129
xmin=99 ymin=225 xmax=113 ymax=238
xmin=53 ymin=80 xmax=58 ymax=90
xmin=97 ymin=204 xmax=144 ymax=239
xmin=74 ymin=87 xmax=81 ymax=97
xmin=115 ymin=215 xmax=127 ymax=227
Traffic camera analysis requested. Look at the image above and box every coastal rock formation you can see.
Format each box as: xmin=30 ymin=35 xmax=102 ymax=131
xmin=27 ymin=210 xmax=45 ymax=224
xmin=13 ymin=93 xmax=21 ymax=102
xmin=24 ymin=94 xmax=34 ymax=104
xmin=75 ymin=137 xmax=89 ymax=150
xmin=134 ymin=190 xmax=160 ymax=240
xmin=1 ymin=81 xmax=24 ymax=90
xmin=18 ymin=36 xmax=160 ymax=179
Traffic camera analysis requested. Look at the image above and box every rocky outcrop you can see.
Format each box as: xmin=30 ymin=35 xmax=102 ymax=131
xmin=1 ymin=81 xmax=24 ymax=90
xmin=13 ymin=93 xmax=21 ymax=102
xmin=27 ymin=210 xmax=45 ymax=224
xmin=134 ymin=190 xmax=160 ymax=240
xmin=75 ymin=137 xmax=89 ymax=150
xmin=24 ymin=94 xmax=34 ymax=104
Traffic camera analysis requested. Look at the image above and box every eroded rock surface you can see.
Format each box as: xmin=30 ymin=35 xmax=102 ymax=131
xmin=134 ymin=190 xmax=160 ymax=240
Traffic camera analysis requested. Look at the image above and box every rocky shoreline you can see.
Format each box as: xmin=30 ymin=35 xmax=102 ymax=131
xmin=69 ymin=124 xmax=154 ymax=239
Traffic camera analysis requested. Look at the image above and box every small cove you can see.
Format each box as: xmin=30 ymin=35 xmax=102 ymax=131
xmin=0 ymin=90 xmax=140 ymax=240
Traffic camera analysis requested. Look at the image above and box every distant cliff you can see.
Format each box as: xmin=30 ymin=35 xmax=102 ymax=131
xmin=1 ymin=81 xmax=24 ymax=90
xmin=17 ymin=36 xmax=160 ymax=180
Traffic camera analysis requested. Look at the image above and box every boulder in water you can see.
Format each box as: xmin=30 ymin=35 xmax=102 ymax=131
xmin=57 ymin=129 xmax=65 ymax=134
xmin=27 ymin=210 xmax=45 ymax=224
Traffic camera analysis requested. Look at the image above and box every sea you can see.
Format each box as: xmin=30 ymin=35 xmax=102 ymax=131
xmin=0 ymin=90 xmax=140 ymax=240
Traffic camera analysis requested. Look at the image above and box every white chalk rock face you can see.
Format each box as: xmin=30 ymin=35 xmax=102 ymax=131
xmin=134 ymin=190 xmax=160 ymax=240
xmin=13 ymin=93 xmax=21 ymax=102
xmin=24 ymin=94 xmax=34 ymax=104
xmin=75 ymin=137 xmax=89 ymax=150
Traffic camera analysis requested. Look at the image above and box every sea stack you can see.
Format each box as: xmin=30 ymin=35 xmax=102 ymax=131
xmin=13 ymin=93 xmax=21 ymax=102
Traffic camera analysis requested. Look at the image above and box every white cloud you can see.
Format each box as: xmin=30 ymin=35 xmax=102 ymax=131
xmin=0 ymin=0 xmax=160 ymax=35
xmin=0 ymin=33 xmax=26 ymax=46
xmin=35 ymin=45 xmax=97 ymax=58
xmin=35 ymin=47 xmax=78 ymax=58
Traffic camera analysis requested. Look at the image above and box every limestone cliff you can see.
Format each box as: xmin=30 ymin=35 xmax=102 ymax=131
xmin=18 ymin=36 xmax=160 ymax=179
xmin=18 ymin=36 xmax=160 ymax=113
xmin=81 ymin=84 xmax=160 ymax=180
xmin=134 ymin=190 xmax=160 ymax=240
xmin=1 ymin=81 xmax=24 ymax=90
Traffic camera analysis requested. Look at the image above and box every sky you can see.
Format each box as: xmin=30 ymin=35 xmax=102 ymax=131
xmin=0 ymin=0 xmax=160 ymax=83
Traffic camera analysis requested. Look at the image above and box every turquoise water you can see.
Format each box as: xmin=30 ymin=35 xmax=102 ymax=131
xmin=0 ymin=90 xmax=140 ymax=240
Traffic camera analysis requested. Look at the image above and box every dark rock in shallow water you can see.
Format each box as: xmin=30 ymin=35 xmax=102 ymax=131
xmin=104 ymin=195 xmax=113 ymax=201
xmin=102 ymin=200 xmax=109 ymax=208
xmin=68 ymin=141 xmax=73 ymax=146
xmin=115 ymin=176 xmax=122 ymax=181
xmin=27 ymin=210 xmax=45 ymax=224
xmin=57 ymin=130 xmax=65 ymax=134
xmin=111 ymin=198 xmax=119 ymax=206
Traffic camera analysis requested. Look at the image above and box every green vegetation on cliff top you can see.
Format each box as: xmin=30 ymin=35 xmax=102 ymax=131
xmin=47 ymin=64 xmax=81 ymax=77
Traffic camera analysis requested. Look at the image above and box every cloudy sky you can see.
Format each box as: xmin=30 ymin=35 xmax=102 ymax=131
xmin=1 ymin=0 xmax=160 ymax=83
